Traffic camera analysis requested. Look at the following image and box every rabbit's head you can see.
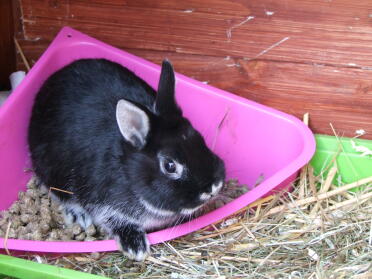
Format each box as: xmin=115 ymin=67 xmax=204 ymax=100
xmin=116 ymin=60 xmax=225 ymax=217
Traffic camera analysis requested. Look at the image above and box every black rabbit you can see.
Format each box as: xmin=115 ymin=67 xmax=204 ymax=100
xmin=28 ymin=59 xmax=225 ymax=261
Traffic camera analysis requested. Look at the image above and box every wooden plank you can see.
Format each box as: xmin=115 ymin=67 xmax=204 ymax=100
xmin=21 ymin=0 xmax=372 ymax=67
xmin=14 ymin=0 xmax=372 ymax=139
xmin=0 ymin=0 xmax=16 ymax=90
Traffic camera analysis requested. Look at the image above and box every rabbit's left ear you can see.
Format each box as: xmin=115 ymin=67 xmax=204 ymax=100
xmin=116 ymin=99 xmax=150 ymax=149
xmin=155 ymin=60 xmax=182 ymax=117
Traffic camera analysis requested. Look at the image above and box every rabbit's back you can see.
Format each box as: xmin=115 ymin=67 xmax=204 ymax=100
xmin=28 ymin=59 xmax=156 ymax=197
xmin=30 ymin=59 xmax=155 ymax=139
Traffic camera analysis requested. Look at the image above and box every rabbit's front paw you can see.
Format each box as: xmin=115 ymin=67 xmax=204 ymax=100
xmin=115 ymin=225 xmax=150 ymax=261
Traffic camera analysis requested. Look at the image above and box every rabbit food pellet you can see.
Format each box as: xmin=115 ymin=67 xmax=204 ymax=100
xmin=0 ymin=177 xmax=108 ymax=241
xmin=0 ymin=176 xmax=248 ymax=241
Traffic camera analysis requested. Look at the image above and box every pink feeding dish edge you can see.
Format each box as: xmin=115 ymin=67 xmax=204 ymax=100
xmin=0 ymin=27 xmax=315 ymax=253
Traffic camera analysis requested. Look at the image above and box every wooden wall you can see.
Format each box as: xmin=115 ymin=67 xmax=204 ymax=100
xmin=14 ymin=0 xmax=372 ymax=139
xmin=0 ymin=0 xmax=16 ymax=90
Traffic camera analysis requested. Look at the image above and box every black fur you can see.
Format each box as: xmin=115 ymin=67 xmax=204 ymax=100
xmin=28 ymin=58 xmax=225 ymax=260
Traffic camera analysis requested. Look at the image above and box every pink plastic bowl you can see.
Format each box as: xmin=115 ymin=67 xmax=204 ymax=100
xmin=0 ymin=27 xmax=315 ymax=253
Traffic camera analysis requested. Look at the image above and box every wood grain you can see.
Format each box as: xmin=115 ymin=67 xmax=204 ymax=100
xmin=0 ymin=0 xmax=16 ymax=90
xmin=15 ymin=0 xmax=372 ymax=138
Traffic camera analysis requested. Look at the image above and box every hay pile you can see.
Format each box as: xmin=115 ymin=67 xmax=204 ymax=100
xmin=19 ymin=164 xmax=371 ymax=279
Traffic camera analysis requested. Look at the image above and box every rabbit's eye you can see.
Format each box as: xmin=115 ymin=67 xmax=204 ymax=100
xmin=164 ymin=160 xmax=176 ymax=173
xmin=158 ymin=154 xmax=184 ymax=179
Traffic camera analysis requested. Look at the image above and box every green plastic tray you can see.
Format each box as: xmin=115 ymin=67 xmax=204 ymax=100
xmin=311 ymin=134 xmax=372 ymax=187
xmin=0 ymin=254 xmax=109 ymax=279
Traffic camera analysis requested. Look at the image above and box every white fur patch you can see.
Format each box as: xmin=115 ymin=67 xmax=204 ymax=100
xmin=181 ymin=204 xmax=203 ymax=215
xmin=89 ymin=204 xmax=176 ymax=232
xmin=200 ymin=192 xmax=211 ymax=201
xmin=211 ymin=180 xmax=224 ymax=195
xmin=125 ymin=247 xmax=149 ymax=262
xmin=134 ymin=250 xmax=147 ymax=261
xmin=199 ymin=180 xmax=224 ymax=201
xmin=62 ymin=202 xmax=93 ymax=229
xmin=141 ymin=216 xmax=177 ymax=231
xmin=90 ymin=205 xmax=139 ymax=230
xmin=140 ymin=198 xmax=176 ymax=217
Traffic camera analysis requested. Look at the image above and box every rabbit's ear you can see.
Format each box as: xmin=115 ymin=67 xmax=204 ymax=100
xmin=116 ymin=99 xmax=150 ymax=149
xmin=155 ymin=60 xmax=181 ymax=117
